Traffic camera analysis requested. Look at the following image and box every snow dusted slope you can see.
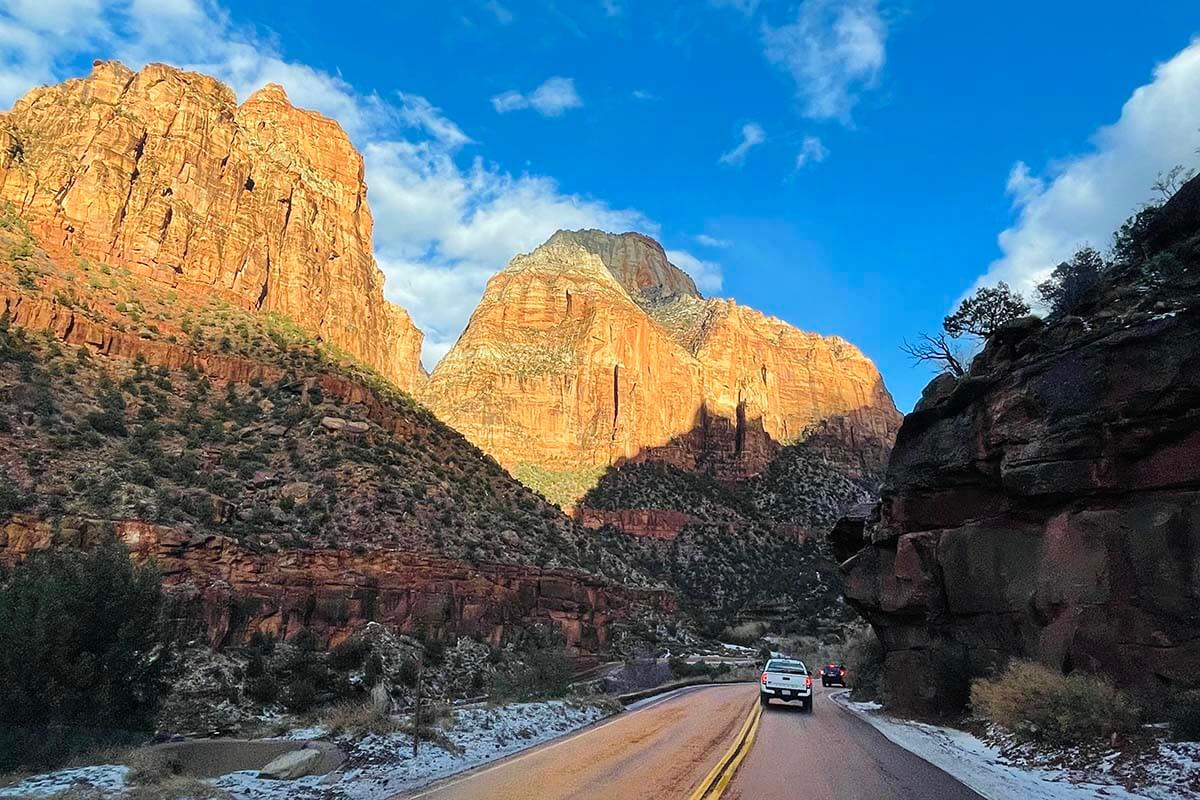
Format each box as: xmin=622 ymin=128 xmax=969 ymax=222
xmin=0 ymin=701 xmax=612 ymax=800
xmin=830 ymin=691 xmax=1200 ymax=800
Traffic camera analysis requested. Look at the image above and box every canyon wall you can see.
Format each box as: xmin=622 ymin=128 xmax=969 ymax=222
xmin=0 ymin=516 xmax=670 ymax=657
xmin=423 ymin=230 xmax=900 ymax=498
xmin=0 ymin=61 xmax=424 ymax=392
xmin=832 ymin=178 xmax=1200 ymax=714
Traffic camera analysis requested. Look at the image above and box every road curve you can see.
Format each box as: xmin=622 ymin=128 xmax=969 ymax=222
xmin=724 ymin=686 xmax=984 ymax=800
xmin=399 ymin=683 xmax=753 ymax=800
xmin=397 ymin=683 xmax=983 ymax=800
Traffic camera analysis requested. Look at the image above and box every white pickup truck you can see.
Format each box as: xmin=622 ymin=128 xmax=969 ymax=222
xmin=759 ymin=657 xmax=813 ymax=711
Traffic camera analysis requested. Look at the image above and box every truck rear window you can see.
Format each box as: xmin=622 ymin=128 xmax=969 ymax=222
xmin=766 ymin=659 xmax=807 ymax=674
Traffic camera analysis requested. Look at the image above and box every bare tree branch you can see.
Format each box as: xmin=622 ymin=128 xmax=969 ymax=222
xmin=901 ymin=332 xmax=966 ymax=377
xmin=1152 ymin=164 xmax=1196 ymax=202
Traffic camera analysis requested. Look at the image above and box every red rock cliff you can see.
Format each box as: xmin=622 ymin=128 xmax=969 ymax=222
xmin=0 ymin=516 xmax=671 ymax=657
xmin=423 ymin=230 xmax=900 ymax=495
xmin=831 ymin=178 xmax=1200 ymax=714
xmin=0 ymin=61 xmax=424 ymax=392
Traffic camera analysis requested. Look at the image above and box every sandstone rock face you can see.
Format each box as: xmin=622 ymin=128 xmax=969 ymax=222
xmin=546 ymin=229 xmax=698 ymax=302
xmin=0 ymin=61 xmax=423 ymax=391
xmin=833 ymin=296 xmax=1200 ymax=714
xmin=0 ymin=516 xmax=671 ymax=657
xmin=422 ymin=238 xmax=705 ymax=474
xmin=575 ymin=508 xmax=695 ymax=539
xmin=423 ymin=231 xmax=900 ymax=497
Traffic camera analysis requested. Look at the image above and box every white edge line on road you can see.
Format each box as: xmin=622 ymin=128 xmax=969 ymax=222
xmin=401 ymin=683 xmax=750 ymax=799
xmin=828 ymin=690 xmax=993 ymax=800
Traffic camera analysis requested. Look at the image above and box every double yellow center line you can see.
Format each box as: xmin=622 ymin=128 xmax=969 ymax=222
xmin=687 ymin=699 xmax=763 ymax=800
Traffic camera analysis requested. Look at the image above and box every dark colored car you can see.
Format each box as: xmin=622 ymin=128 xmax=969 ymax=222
xmin=821 ymin=663 xmax=847 ymax=687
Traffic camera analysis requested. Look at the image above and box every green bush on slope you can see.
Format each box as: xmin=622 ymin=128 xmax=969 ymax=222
xmin=0 ymin=544 xmax=172 ymax=770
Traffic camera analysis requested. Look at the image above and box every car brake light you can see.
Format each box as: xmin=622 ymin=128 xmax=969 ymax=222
xmin=840 ymin=669 xmax=846 ymax=676
xmin=805 ymin=676 xmax=812 ymax=688
xmin=761 ymin=673 xmax=769 ymax=684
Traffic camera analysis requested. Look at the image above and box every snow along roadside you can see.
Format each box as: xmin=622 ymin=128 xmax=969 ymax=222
xmin=0 ymin=700 xmax=614 ymax=800
xmin=828 ymin=690 xmax=1196 ymax=800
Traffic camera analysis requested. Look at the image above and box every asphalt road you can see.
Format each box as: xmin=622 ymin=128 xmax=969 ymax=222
xmin=398 ymin=684 xmax=983 ymax=800
xmin=725 ymin=686 xmax=984 ymax=800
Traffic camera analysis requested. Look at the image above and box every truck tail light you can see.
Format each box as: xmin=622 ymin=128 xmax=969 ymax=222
xmin=805 ymin=675 xmax=813 ymax=688
xmin=761 ymin=673 xmax=769 ymax=684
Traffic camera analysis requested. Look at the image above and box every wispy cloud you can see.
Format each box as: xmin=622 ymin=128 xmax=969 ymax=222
xmin=631 ymin=88 xmax=656 ymax=101
xmin=762 ymin=0 xmax=887 ymax=124
xmin=666 ymin=249 xmax=723 ymax=293
xmin=397 ymin=93 xmax=473 ymax=149
xmin=795 ymin=135 xmax=829 ymax=168
xmin=491 ymin=76 xmax=582 ymax=116
xmin=694 ymin=234 xmax=731 ymax=248
xmin=970 ymin=39 xmax=1200 ymax=302
xmin=719 ymin=122 xmax=766 ymax=165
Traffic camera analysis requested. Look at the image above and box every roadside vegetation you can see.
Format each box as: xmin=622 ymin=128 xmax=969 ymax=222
xmin=0 ymin=545 xmax=172 ymax=772
xmin=970 ymin=661 xmax=1140 ymax=746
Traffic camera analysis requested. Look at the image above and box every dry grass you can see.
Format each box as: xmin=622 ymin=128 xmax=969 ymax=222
xmin=971 ymin=661 xmax=1139 ymax=745
xmin=47 ymin=780 xmax=229 ymax=800
xmin=123 ymin=748 xmax=184 ymax=786
xmin=316 ymin=702 xmax=402 ymax=736
xmin=47 ymin=790 xmax=106 ymax=800
xmin=124 ymin=777 xmax=231 ymax=800
xmin=403 ymin=703 xmax=462 ymax=755
xmin=722 ymin=621 xmax=769 ymax=645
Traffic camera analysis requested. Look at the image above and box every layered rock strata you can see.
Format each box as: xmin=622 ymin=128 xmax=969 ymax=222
xmin=424 ymin=230 xmax=900 ymax=497
xmin=0 ymin=516 xmax=671 ymax=656
xmin=832 ymin=179 xmax=1200 ymax=714
xmin=0 ymin=61 xmax=424 ymax=391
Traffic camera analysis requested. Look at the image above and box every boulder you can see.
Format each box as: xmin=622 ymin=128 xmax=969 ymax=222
xmin=258 ymin=748 xmax=323 ymax=780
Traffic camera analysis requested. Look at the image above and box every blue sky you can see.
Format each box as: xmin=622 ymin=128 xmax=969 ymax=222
xmin=2 ymin=1 xmax=1199 ymax=410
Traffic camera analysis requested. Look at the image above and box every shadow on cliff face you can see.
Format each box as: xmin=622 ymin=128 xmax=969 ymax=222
xmin=568 ymin=403 xmax=897 ymax=639
xmin=604 ymin=396 xmax=896 ymax=487
xmin=830 ymin=173 xmax=1200 ymax=719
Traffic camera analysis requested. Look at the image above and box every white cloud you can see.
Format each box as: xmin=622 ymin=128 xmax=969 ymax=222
xmin=1003 ymin=161 xmax=1044 ymax=208
xmin=631 ymin=88 xmax=656 ymax=101
xmin=795 ymin=135 xmax=829 ymax=168
xmin=0 ymin=0 xmax=111 ymax=104
xmin=666 ymin=249 xmax=723 ymax=293
xmin=366 ymin=142 xmax=650 ymax=361
xmin=719 ymin=122 xmax=766 ymax=165
xmin=0 ymin=0 xmax=654 ymax=370
xmin=397 ymin=93 xmax=473 ymax=149
xmin=971 ymin=39 xmax=1200 ymax=302
xmin=694 ymin=234 xmax=731 ymax=248
xmin=762 ymin=0 xmax=886 ymax=123
xmin=491 ymin=76 xmax=582 ymax=117
xmin=490 ymin=90 xmax=527 ymax=113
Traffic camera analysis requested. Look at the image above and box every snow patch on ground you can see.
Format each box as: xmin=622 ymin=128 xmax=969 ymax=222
xmin=0 ymin=766 xmax=129 ymax=797
xmin=0 ymin=700 xmax=611 ymax=799
xmin=831 ymin=691 xmax=1200 ymax=800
